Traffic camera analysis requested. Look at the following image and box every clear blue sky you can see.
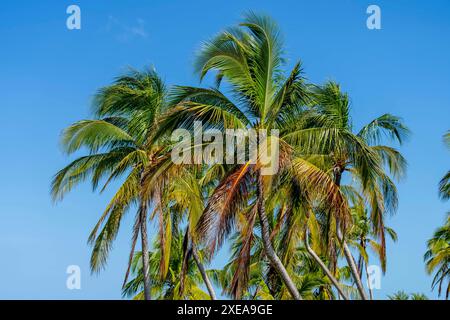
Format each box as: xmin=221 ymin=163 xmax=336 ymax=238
xmin=0 ymin=0 xmax=449 ymax=299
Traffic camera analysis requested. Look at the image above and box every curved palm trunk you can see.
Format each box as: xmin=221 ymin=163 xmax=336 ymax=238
xmin=192 ymin=246 xmax=217 ymax=300
xmin=138 ymin=200 xmax=152 ymax=300
xmin=336 ymin=228 xmax=368 ymax=300
xmin=334 ymin=170 xmax=368 ymax=300
xmin=365 ymin=261 xmax=374 ymax=300
xmin=357 ymin=252 xmax=364 ymax=279
xmin=257 ymin=172 xmax=302 ymax=300
xmin=305 ymin=232 xmax=348 ymax=300
xmin=361 ymin=239 xmax=374 ymax=300
xmin=358 ymin=239 xmax=373 ymax=300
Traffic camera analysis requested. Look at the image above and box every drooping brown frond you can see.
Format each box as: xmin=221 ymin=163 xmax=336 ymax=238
xmin=228 ymin=204 xmax=257 ymax=299
xmin=196 ymin=162 xmax=253 ymax=255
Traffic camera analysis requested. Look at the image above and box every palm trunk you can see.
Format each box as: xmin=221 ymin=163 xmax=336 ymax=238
xmin=364 ymin=255 xmax=374 ymax=300
xmin=192 ymin=246 xmax=217 ymax=300
xmin=359 ymin=239 xmax=373 ymax=300
xmin=257 ymin=171 xmax=302 ymax=300
xmin=138 ymin=200 xmax=152 ymax=300
xmin=305 ymin=231 xmax=348 ymax=300
xmin=365 ymin=265 xmax=374 ymax=300
xmin=333 ymin=169 xmax=368 ymax=300
xmin=357 ymin=253 xmax=364 ymax=279
xmin=337 ymin=228 xmax=368 ymax=300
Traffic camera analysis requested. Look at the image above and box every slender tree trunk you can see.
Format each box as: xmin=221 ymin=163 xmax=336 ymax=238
xmin=139 ymin=199 xmax=152 ymax=300
xmin=357 ymin=253 xmax=364 ymax=279
xmin=356 ymin=239 xmax=366 ymax=279
xmin=257 ymin=171 xmax=302 ymax=300
xmin=364 ymin=257 xmax=374 ymax=300
xmin=337 ymin=228 xmax=368 ymax=300
xmin=333 ymin=169 xmax=368 ymax=300
xmin=305 ymin=231 xmax=348 ymax=300
xmin=359 ymin=239 xmax=373 ymax=300
xmin=192 ymin=246 xmax=217 ymax=300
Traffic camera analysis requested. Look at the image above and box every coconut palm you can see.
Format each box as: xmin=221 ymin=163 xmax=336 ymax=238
xmin=263 ymin=168 xmax=351 ymax=299
xmin=287 ymin=81 xmax=409 ymax=299
xmin=266 ymin=81 xmax=408 ymax=300
xmin=410 ymin=293 xmax=429 ymax=300
xmin=150 ymin=12 xmax=409 ymax=300
xmin=424 ymin=131 xmax=450 ymax=299
xmin=52 ymin=68 xmax=169 ymax=300
xmin=424 ymin=213 xmax=450 ymax=299
xmin=388 ymin=291 xmax=428 ymax=300
xmin=52 ymin=13 xmax=412 ymax=301
xmin=388 ymin=290 xmax=410 ymax=300
xmin=150 ymin=12 xmax=318 ymax=300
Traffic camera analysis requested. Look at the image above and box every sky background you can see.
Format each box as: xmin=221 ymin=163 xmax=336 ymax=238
xmin=0 ymin=0 xmax=449 ymax=299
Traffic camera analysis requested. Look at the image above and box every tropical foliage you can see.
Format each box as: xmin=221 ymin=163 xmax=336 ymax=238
xmin=388 ymin=291 xmax=428 ymax=300
xmin=52 ymin=12 xmax=420 ymax=300
xmin=424 ymin=131 xmax=450 ymax=299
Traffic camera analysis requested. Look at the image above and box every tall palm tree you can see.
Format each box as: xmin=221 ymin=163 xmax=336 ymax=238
xmin=151 ymin=12 xmax=317 ymax=300
xmin=424 ymin=215 xmax=449 ymax=299
xmin=52 ymin=13 xmax=411 ymax=301
xmin=263 ymin=166 xmax=351 ymax=299
xmin=52 ymin=68 xmax=169 ymax=300
xmin=424 ymin=131 xmax=450 ymax=299
xmin=285 ymin=81 xmax=409 ymax=299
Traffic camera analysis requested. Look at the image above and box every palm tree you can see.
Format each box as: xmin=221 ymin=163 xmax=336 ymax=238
xmin=388 ymin=291 xmax=428 ymax=300
xmin=52 ymin=13 xmax=411 ymax=301
xmin=52 ymin=68 xmax=169 ymax=300
xmin=266 ymin=81 xmax=408 ymax=300
xmin=263 ymin=168 xmax=351 ymax=299
xmin=151 ymin=13 xmax=409 ymax=300
xmin=410 ymin=293 xmax=429 ymax=300
xmin=424 ymin=131 xmax=450 ymax=299
xmin=152 ymin=12 xmax=317 ymax=300
xmin=289 ymin=81 xmax=409 ymax=299
xmin=388 ymin=290 xmax=410 ymax=300
xmin=424 ymin=213 xmax=449 ymax=299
